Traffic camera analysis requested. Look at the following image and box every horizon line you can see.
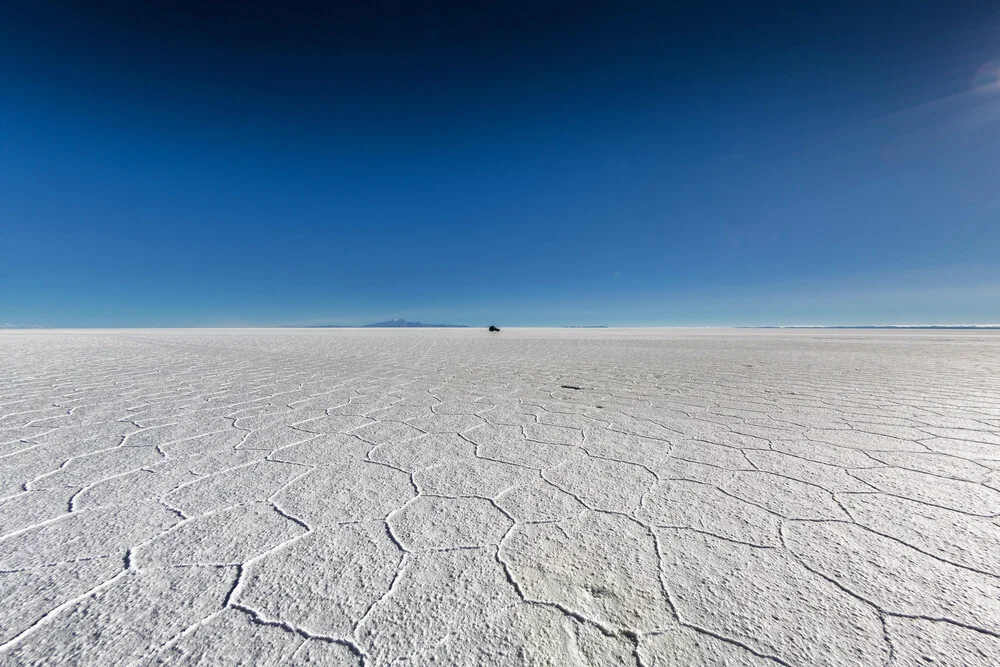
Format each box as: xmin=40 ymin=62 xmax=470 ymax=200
xmin=4 ymin=324 xmax=1000 ymax=331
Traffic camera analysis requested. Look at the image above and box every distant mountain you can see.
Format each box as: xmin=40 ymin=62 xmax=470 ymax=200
xmin=363 ymin=318 xmax=468 ymax=328
xmin=300 ymin=317 xmax=469 ymax=328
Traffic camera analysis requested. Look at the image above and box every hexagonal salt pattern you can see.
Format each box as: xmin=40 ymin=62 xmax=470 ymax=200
xmin=1 ymin=328 xmax=999 ymax=665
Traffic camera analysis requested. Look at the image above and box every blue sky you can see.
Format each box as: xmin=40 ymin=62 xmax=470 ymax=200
xmin=2 ymin=2 xmax=999 ymax=327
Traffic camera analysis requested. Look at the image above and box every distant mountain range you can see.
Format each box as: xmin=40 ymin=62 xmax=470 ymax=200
xmin=364 ymin=318 xmax=468 ymax=328
xmin=307 ymin=318 xmax=469 ymax=328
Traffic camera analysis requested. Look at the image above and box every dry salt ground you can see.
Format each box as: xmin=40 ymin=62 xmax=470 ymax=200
xmin=1 ymin=328 xmax=999 ymax=666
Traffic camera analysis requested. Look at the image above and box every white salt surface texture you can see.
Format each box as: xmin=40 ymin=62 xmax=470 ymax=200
xmin=1 ymin=328 xmax=999 ymax=665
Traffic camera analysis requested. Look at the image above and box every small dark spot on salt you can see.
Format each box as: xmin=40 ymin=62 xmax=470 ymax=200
xmin=560 ymin=385 xmax=582 ymax=390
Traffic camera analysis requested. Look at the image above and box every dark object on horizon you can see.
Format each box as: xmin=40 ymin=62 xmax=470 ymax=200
xmin=489 ymin=325 xmax=500 ymax=332
xmin=561 ymin=385 xmax=582 ymax=390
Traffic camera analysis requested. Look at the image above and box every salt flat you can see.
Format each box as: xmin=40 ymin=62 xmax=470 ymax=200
xmin=1 ymin=328 xmax=999 ymax=666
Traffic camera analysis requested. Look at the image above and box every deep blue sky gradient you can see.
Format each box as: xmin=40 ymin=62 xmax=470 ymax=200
xmin=2 ymin=2 xmax=999 ymax=326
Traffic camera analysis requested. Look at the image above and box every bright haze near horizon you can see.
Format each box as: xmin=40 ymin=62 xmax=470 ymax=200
xmin=2 ymin=1 xmax=999 ymax=328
